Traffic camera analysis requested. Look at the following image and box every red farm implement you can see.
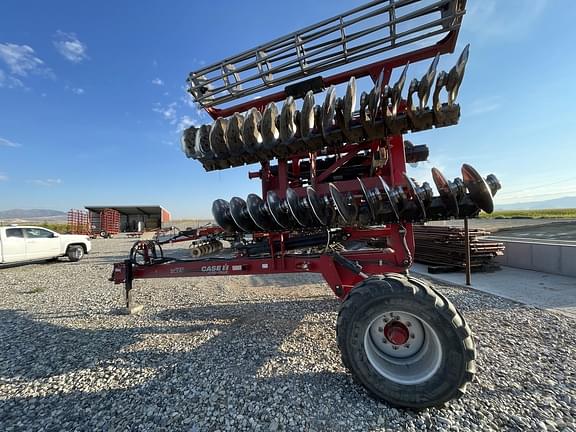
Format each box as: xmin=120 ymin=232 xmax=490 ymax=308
xmin=69 ymin=208 xmax=120 ymax=238
xmin=111 ymin=0 xmax=501 ymax=408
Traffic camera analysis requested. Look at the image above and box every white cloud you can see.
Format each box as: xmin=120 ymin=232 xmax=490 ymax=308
xmin=153 ymin=102 xmax=178 ymax=123
xmin=466 ymin=0 xmax=548 ymax=39
xmin=0 ymin=68 xmax=24 ymax=88
xmin=0 ymin=137 xmax=21 ymax=148
xmin=152 ymin=78 xmax=164 ymax=86
xmin=0 ymin=43 xmax=48 ymax=76
xmin=467 ymin=96 xmax=502 ymax=116
xmin=53 ymin=31 xmax=89 ymax=63
xmin=71 ymin=87 xmax=85 ymax=95
xmin=30 ymin=178 xmax=62 ymax=187
xmin=0 ymin=173 xmax=7 ymax=181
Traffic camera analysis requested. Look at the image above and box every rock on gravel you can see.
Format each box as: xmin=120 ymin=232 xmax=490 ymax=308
xmin=1 ymin=238 xmax=575 ymax=431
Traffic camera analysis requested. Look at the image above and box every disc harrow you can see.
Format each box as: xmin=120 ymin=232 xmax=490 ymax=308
xmin=112 ymin=0 xmax=501 ymax=409
xmin=182 ymin=46 xmax=469 ymax=171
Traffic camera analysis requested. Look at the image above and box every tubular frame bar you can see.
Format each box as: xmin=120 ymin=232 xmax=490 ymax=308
xmin=188 ymin=0 xmax=466 ymax=113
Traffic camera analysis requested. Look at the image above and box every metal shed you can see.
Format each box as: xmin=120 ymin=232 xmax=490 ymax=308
xmin=85 ymin=206 xmax=171 ymax=232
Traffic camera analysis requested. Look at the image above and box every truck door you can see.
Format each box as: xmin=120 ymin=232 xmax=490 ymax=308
xmin=2 ymin=228 xmax=27 ymax=263
xmin=23 ymin=228 xmax=61 ymax=260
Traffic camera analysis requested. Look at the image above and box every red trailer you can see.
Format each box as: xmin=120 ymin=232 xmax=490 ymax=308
xmin=112 ymin=0 xmax=501 ymax=408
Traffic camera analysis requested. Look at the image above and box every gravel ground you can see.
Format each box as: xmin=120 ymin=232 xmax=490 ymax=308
xmin=1 ymin=239 xmax=575 ymax=431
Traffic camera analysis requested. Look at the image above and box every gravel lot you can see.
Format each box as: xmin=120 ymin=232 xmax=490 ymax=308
xmin=1 ymin=239 xmax=575 ymax=431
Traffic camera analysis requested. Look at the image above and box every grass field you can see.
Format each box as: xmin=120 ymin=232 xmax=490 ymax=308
xmin=481 ymin=208 xmax=576 ymax=219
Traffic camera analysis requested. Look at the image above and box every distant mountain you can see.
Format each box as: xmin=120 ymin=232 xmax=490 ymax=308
xmin=496 ymin=196 xmax=576 ymax=210
xmin=0 ymin=209 xmax=67 ymax=219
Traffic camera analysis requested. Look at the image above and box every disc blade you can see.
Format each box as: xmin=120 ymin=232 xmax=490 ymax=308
xmin=300 ymin=91 xmax=315 ymax=140
xmin=246 ymin=193 xmax=278 ymax=231
xmin=403 ymin=174 xmax=426 ymax=219
xmin=358 ymin=178 xmax=376 ymax=220
xmin=181 ymin=126 xmax=198 ymax=158
xmin=212 ymin=199 xmax=237 ymax=233
xmin=378 ymin=177 xmax=400 ymax=221
xmin=322 ymin=86 xmax=337 ymax=138
xmin=431 ymin=167 xmax=459 ymax=217
xmin=461 ymin=164 xmax=494 ymax=213
xmin=306 ymin=187 xmax=329 ymax=226
xmin=267 ymin=190 xmax=293 ymax=229
xmin=209 ymin=117 xmax=229 ymax=156
xmin=195 ymin=124 xmax=213 ymax=159
xmin=280 ymin=96 xmax=297 ymax=143
xmin=286 ymin=188 xmax=312 ymax=227
xmin=329 ymin=183 xmax=354 ymax=223
xmin=242 ymin=108 xmax=263 ymax=154
xmin=261 ymin=102 xmax=279 ymax=149
xmin=344 ymin=76 xmax=356 ymax=131
xmin=230 ymin=197 xmax=258 ymax=232
xmin=226 ymin=113 xmax=245 ymax=156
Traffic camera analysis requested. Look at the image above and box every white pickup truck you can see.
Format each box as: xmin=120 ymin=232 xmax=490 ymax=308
xmin=0 ymin=226 xmax=92 ymax=264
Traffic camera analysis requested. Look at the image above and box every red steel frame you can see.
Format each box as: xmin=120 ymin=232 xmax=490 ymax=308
xmin=112 ymin=31 xmax=460 ymax=304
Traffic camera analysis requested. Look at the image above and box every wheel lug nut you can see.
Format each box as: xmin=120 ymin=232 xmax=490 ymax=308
xmin=382 ymin=339 xmax=387 ymax=344
xmin=405 ymin=344 xmax=410 ymax=348
xmin=410 ymin=333 xmax=415 ymax=339
xmin=406 ymin=321 xmax=412 ymax=327
xmin=378 ymin=327 xmax=384 ymax=332
xmin=392 ymin=346 xmax=398 ymax=350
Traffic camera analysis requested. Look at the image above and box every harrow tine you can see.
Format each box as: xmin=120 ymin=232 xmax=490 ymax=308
xmin=446 ymin=44 xmax=470 ymax=106
xmin=390 ymin=62 xmax=409 ymax=117
xmin=418 ymin=53 xmax=439 ymax=110
xmin=280 ymin=96 xmax=298 ymax=144
xmin=369 ymin=68 xmax=385 ymax=126
xmin=300 ymin=91 xmax=315 ymax=140
xmin=406 ymin=78 xmax=418 ymax=113
xmin=432 ymin=70 xmax=448 ymax=115
xmin=261 ymin=102 xmax=280 ymax=150
xmin=209 ymin=117 xmax=229 ymax=157
xmin=227 ymin=113 xmax=245 ymax=156
xmin=242 ymin=108 xmax=264 ymax=154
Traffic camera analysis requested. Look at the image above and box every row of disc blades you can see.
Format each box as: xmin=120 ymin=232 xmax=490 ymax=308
xmin=182 ymin=45 xmax=470 ymax=170
xmin=212 ymin=163 xmax=501 ymax=233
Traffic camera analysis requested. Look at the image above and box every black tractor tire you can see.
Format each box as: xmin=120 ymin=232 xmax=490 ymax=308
xmin=336 ymin=274 xmax=475 ymax=409
xmin=67 ymin=245 xmax=85 ymax=262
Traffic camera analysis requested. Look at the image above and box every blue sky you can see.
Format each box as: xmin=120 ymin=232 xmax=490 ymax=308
xmin=1 ymin=0 xmax=574 ymax=218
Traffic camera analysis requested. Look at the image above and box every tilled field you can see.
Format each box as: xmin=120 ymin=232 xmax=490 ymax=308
xmin=1 ymin=239 xmax=575 ymax=431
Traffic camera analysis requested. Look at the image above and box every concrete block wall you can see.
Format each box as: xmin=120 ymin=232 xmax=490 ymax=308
xmin=493 ymin=238 xmax=576 ymax=278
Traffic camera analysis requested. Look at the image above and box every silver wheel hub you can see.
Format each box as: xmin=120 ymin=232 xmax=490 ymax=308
xmin=364 ymin=310 xmax=442 ymax=385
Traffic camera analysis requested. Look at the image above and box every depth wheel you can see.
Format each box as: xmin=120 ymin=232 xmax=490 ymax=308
xmin=336 ymin=274 xmax=475 ymax=408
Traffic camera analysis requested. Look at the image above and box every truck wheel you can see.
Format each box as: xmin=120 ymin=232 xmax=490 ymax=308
xmin=336 ymin=274 xmax=475 ymax=409
xmin=67 ymin=245 xmax=85 ymax=262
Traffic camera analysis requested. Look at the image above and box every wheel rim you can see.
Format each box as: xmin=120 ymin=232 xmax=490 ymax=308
xmin=72 ymin=248 xmax=83 ymax=260
xmin=364 ymin=310 xmax=442 ymax=385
